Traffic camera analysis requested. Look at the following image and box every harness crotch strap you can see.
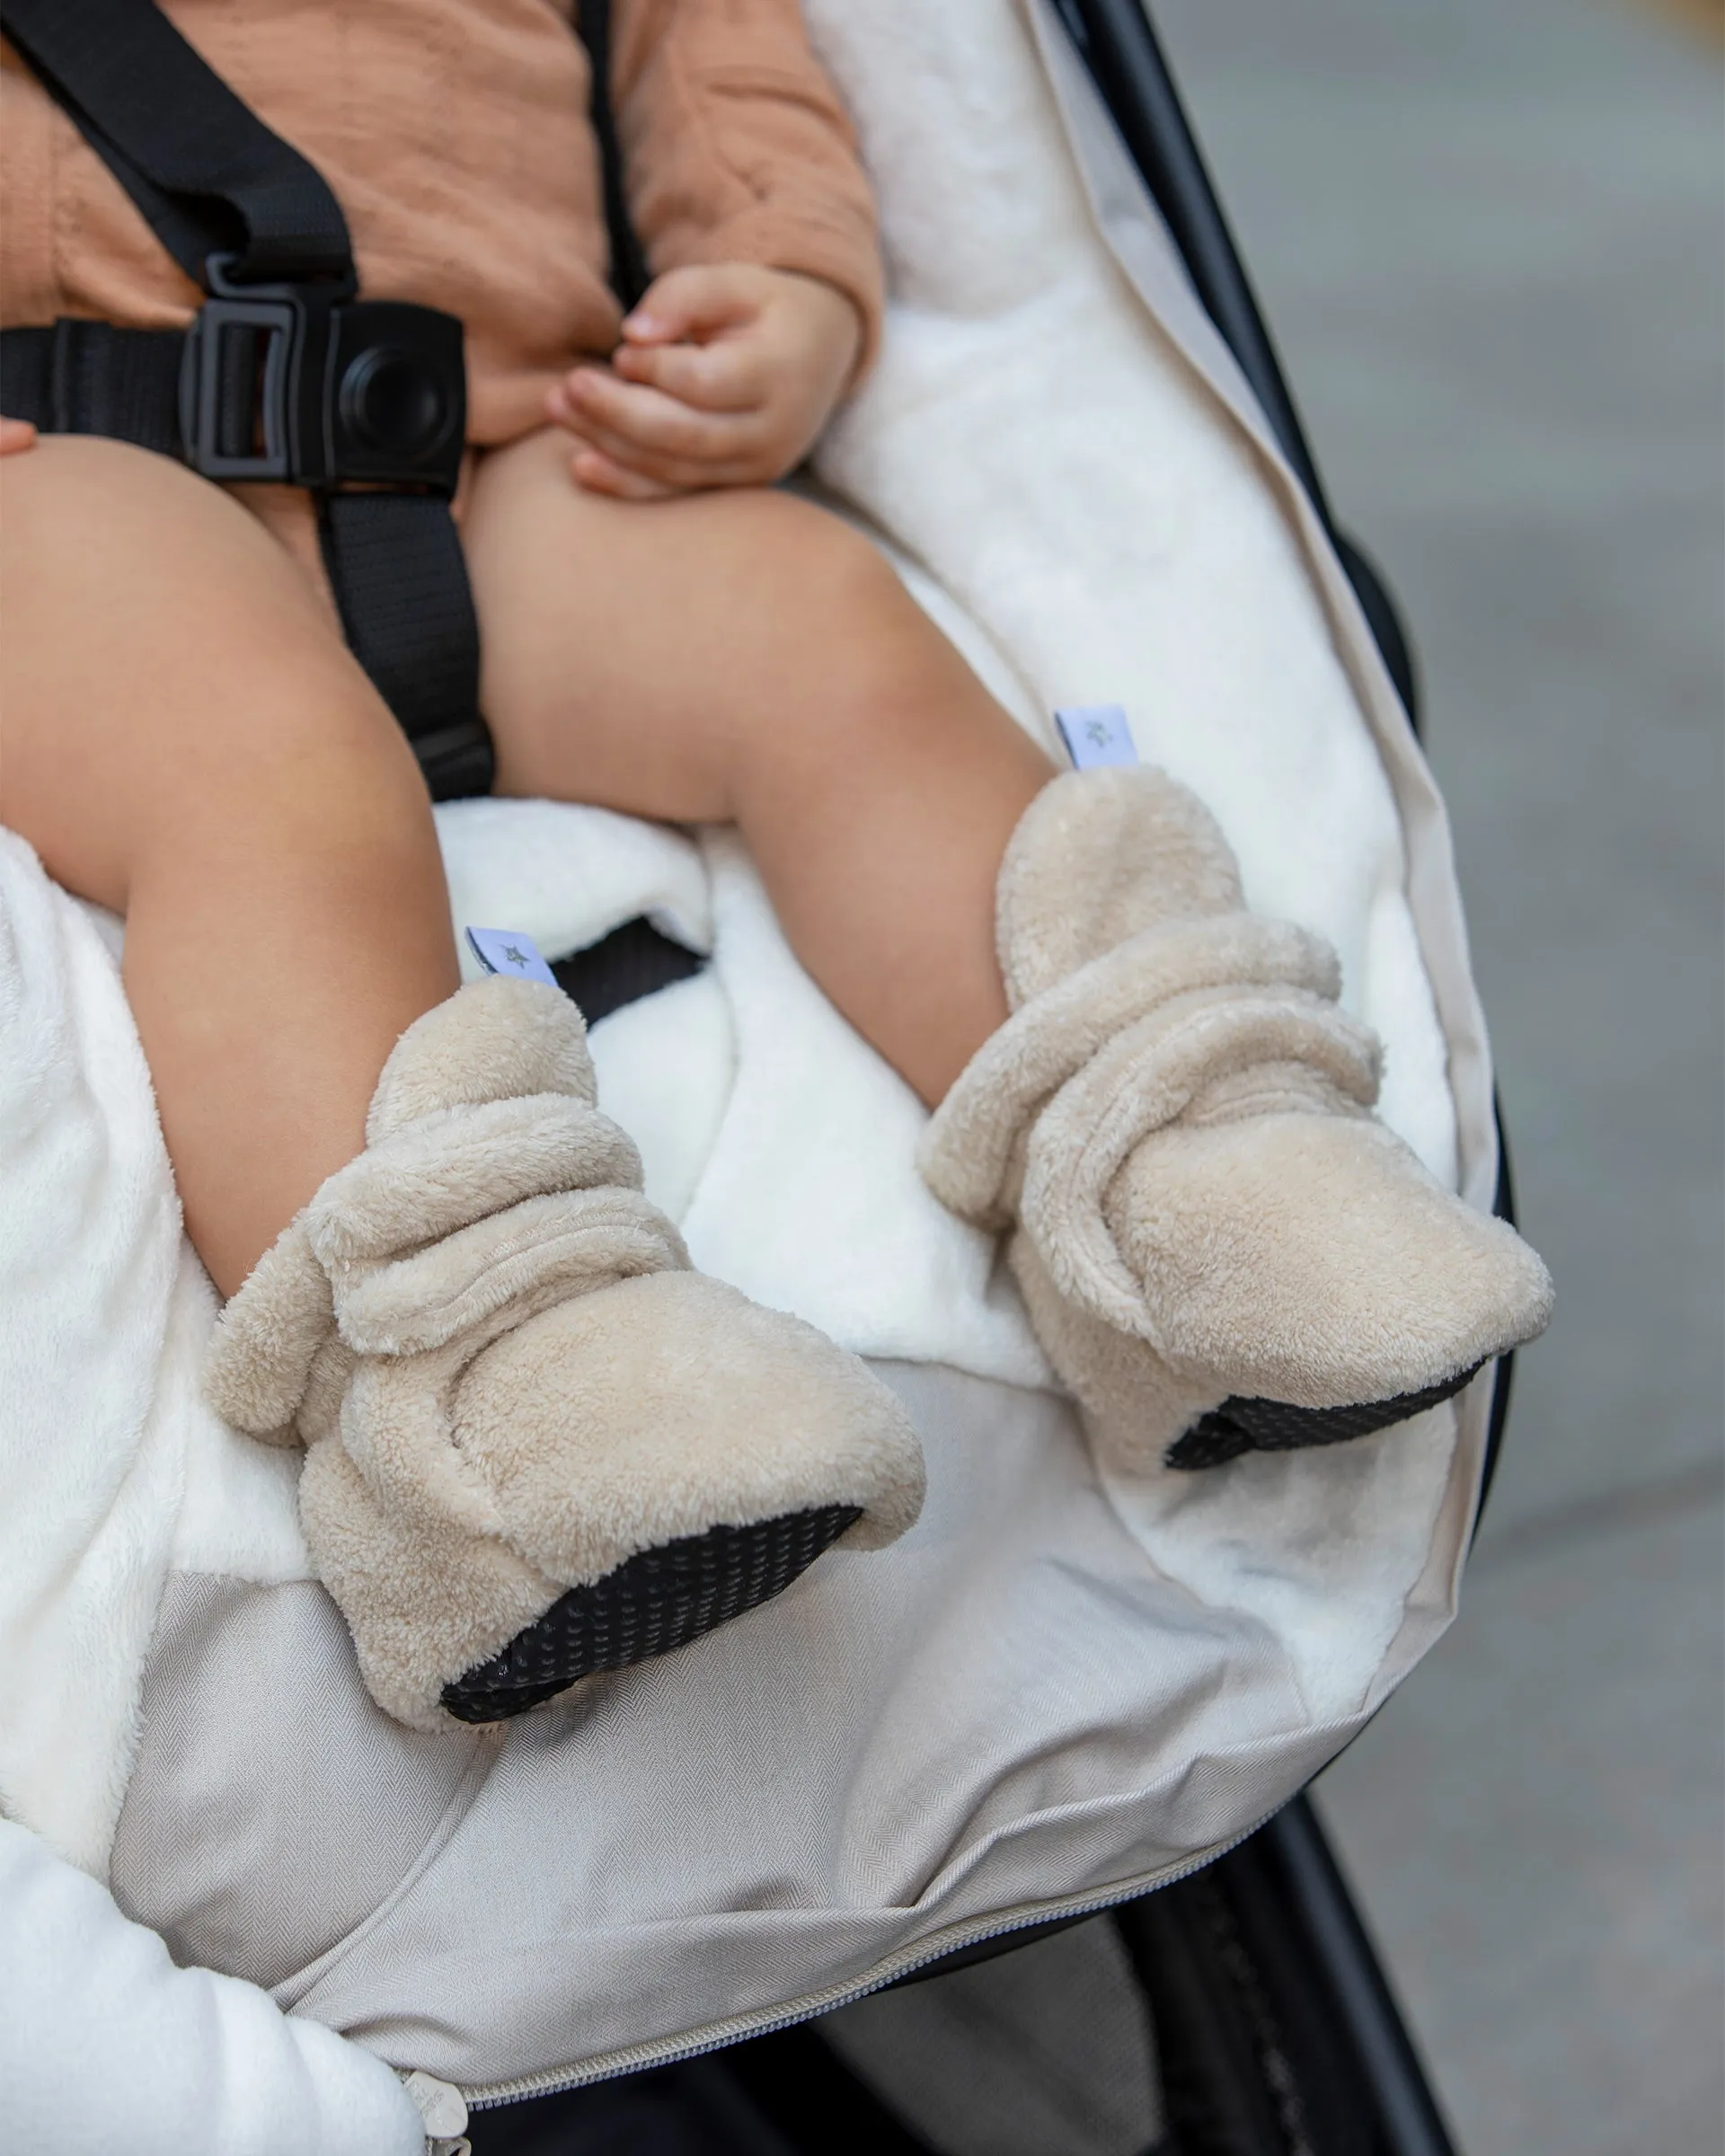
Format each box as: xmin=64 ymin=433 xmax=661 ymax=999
xmin=0 ymin=0 xmax=492 ymax=800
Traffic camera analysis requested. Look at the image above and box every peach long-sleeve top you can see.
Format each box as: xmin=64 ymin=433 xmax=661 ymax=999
xmin=0 ymin=0 xmax=884 ymax=444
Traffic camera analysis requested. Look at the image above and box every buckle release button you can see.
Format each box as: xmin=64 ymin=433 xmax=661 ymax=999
xmin=339 ymin=345 xmax=456 ymax=463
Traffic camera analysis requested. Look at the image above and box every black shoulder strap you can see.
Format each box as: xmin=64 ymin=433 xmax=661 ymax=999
xmin=578 ymin=0 xmax=650 ymax=310
xmin=0 ymin=0 xmax=351 ymax=289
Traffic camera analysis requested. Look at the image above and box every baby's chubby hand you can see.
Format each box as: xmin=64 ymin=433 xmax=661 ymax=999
xmin=546 ymin=263 xmax=861 ymax=499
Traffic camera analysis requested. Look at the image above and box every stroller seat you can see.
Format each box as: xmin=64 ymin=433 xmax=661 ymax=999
xmin=0 ymin=0 xmax=1509 ymax=2133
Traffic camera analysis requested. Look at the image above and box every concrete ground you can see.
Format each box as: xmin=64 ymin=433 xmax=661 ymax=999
xmin=1147 ymin=0 xmax=1724 ymax=2147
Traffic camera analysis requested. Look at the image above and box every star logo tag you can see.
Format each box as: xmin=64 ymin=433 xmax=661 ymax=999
xmin=464 ymin=926 xmax=561 ymax=987
xmin=1054 ymin=703 xmax=1139 ymax=771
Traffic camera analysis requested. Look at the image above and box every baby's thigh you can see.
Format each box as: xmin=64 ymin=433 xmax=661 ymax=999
xmin=464 ymin=427 xmax=912 ymax=816
xmin=1 ymin=439 xmax=386 ymax=906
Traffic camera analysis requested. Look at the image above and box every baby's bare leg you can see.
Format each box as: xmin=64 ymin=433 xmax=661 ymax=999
xmin=0 ymin=439 xmax=459 ymax=1295
xmin=466 ymin=429 xmax=1054 ymax=1104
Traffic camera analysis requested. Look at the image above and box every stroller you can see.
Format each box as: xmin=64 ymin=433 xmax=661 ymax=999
xmin=0 ymin=4 xmax=1520 ymax=2152
xmin=461 ymin=11 xmax=1511 ymax=2151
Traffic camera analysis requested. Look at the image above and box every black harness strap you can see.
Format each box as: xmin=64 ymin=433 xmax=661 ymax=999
xmin=0 ymin=0 xmax=491 ymax=801
xmin=578 ymin=0 xmax=651 ymax=312
xmin=320 ymin=493 xmax=489 ymax=797
xmin=0 ymin=0 xmax=351 ymax=287
xmin=0 ymin=320 xmax=186 ymax=459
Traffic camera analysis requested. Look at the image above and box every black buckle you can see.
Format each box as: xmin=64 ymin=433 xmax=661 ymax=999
xmin=179 ymin=254 xmax=465 ymax=494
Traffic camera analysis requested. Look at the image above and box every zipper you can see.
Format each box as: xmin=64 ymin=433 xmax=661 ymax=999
xmin=457 ymin=1812 xmax=1273 ymax=2111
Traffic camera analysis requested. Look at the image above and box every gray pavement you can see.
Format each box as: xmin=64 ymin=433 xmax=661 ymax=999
xmin=1147 ymin=0 xmax=1725 ymax=2147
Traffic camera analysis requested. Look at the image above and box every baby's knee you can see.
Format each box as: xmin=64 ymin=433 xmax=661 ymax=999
xmin=2 ymin=436 xmax=300 ymax=630
xmin=739 ymin=487 xmax=903 ymax=612
xmin=3 ymin=437 xmax=408 ymax=798
xmin=727 ymin=492 xmax=939 ymax=722
xmin=4 ymin=431 xmax=224 ymax=529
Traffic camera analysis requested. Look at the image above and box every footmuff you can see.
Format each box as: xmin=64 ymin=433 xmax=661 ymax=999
xmin=205 ymin=976 xmax=923 ymax=1731
xmin=0 ymin=0 xmax=1552 ymax=2117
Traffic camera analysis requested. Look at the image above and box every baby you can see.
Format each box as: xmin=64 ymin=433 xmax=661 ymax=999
xmin=0 ymin=0 xmax=1549 ymax=1730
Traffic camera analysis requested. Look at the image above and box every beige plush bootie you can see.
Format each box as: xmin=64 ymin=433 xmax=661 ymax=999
xmin=921 ymin=767 xmax=1552 ymax=1471
xmin=206 ymin=977 xmax=923 ymax=1731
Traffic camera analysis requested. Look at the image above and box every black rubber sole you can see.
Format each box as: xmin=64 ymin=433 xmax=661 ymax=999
xmin=442 ymin=1504 xmax=862 ymax=1724
xmin=1165 ymin=1362 xmax=1485 ymax=1471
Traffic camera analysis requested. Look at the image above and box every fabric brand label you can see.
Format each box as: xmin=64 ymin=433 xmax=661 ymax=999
xmin=465 ymin=925 xmax=560 ymax=986
xmin=1055 ymin=704 xmax=1138 ymax=770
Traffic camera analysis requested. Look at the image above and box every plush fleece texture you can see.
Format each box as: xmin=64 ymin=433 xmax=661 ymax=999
xmin=921 ymin=769 xmax=1554 ymax=1465
xmin=0 ymin=1820 xmax=426 ymax=2156
xmin=205 ymin=976 xmax=924 ymax=1730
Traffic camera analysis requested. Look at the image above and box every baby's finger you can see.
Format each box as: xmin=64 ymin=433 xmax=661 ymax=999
xmin=0 ymin=417 xmax=40 ymax=455
xmin=621 ymin=263 xmax=765 ymax=346
xmin=565 ymin=410 xmax=778 ymax=492
xmin=567 ymin=417 xmax=765 ymax=492
xmin=563 ymin=368 xmax=762 ymax=464
xmin=611 ymin=338 xmax=767 ymax=413
xmin=570 ymin=443 xmax=684 ymax=500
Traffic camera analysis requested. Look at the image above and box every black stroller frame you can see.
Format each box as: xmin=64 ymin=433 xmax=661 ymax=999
xmin=472 ymin=5 xmax=1517 ymax=2154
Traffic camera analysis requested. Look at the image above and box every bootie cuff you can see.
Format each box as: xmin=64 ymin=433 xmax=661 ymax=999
xmin=920 ymin=910 xmax=1354 ymax=1228
xmin=996 ymin=766 xmax=1248 ymax=1003
xmin=205 ymin=981 xmax=647 ymax=1437
xmin=309 ymin=1094 xmax=643 ymax=1265
xmin=330 ymin=1188 xmax=686 ymax=1357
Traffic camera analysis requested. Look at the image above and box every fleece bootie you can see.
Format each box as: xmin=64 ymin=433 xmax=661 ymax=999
xmin=920 ymin=767 xmax=1552 ymax=1471
xmin=206 ymin=977 xmax=924 ymax=1730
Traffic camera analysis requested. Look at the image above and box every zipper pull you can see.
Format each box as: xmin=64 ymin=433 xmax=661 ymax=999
xmin=402 ymin=2068 xmax=471 ymax=2155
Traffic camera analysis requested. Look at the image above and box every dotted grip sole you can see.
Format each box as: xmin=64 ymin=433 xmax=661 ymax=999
xmin=1166 ymin=1362 xmax=1485 ymax=1471
xmin=441 ymin=1504 xmax=862 ymax=1724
